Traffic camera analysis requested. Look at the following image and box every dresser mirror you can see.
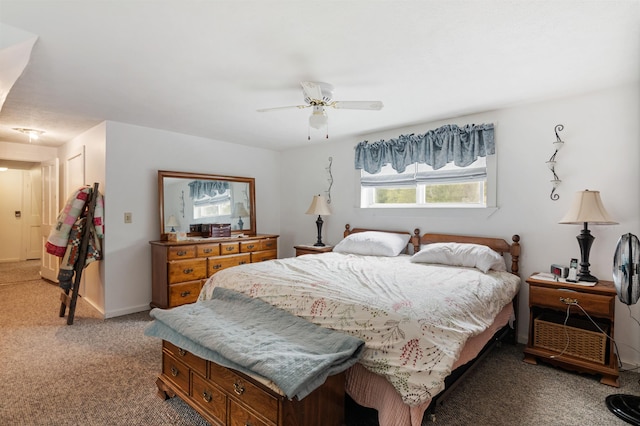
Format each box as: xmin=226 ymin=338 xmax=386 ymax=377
xmin=158 ymin=170 xmax=256 ymax=238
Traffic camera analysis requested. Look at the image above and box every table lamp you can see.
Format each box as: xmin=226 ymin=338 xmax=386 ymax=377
xmin=305 ymin=195 xmax=331 ymax=246
xmin=166 ymin=215 xmax=179 ymax=233
xmin=559 ymin=190 xmax=617 ymax=282
xmin=232 ymin=202 xmax=250 ymax=230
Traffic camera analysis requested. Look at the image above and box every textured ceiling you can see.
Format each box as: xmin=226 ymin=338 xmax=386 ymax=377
xmin=0 ymin=0 xmax=638 ymax=151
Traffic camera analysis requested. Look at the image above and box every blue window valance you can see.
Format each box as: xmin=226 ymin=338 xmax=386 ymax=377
xmin=354 ymin=123 xmax=495 ymax=174
xmin=188 ymin=180 xmax=230 ymax=200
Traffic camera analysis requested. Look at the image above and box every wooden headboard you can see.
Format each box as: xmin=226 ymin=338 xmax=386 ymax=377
xmin=420 ymin=233 xmax=521 ymax=275
xmin=344 ymin=224 xmax=421 ymax=254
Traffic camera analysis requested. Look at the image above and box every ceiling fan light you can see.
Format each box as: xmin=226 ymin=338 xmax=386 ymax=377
xmin=309 ymin=111 xmax=328 ymax=129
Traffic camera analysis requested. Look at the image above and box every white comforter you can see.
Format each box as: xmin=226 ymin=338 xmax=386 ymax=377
xmin=199 ymin=252 xmax=520 ymax=406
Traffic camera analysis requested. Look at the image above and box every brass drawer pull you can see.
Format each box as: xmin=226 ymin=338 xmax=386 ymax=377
xmin=180 ymin=291 xmax=191 ymax=297
xmin=212 ymin=264 xmax=222 ymax=270
xmin=183 ymin=268 xmax=194 ymax=274
xmin=239 ymin=261 xmax=246 ymax=265
xmin=170 ymin=366 xmax=179 ymax=377
xmin=178 ymin=348 xmax=187 ymax=356
xmin=203 ymin=248 xmax=213 ymax=254
xmin=225 ymin=246 xmax=235 ymax=251
xmin=247 ymin=244 xmax=255 ymax=249
xmin=176 ymin=250 xmax=187 ymax=256
xmin=233 ymin=381 xmax=245 ymax=395
xmin=560 ymin=297 xmax=578 ymax=305
xmin=202 ymin=390 xmax=212 ymax=403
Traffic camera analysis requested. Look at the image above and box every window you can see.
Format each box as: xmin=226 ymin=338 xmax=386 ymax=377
xmin=360 ymin=156 xmax=496 ymax=208
xmin=193 ymin=191 xmax=231 ymax=219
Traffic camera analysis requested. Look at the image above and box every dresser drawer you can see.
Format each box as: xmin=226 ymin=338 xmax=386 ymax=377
xmin=207 ymin=254 xmax=251 ymax=275
xmin=167 ymin=245 xmax=196 ymax=260
xmin=529 ymin=285 xmax=614 ymax=317
xmin=197 ymin=244 xmax=220 ymax=257
xmin=260 ymin=238 xmax=278 ymax=251
xmin=168 ymin=281 xmax=202 ymax=307
xmin=229 ymin=399 xmax=270 ymax=426
xmin=240 ymin=240 xmax=261 ymax=252
xmin=168 ymin=259 xmax=207 ymax=284
xmin=209 ymin=363 xmax=278 ymax=424
xmin=191 ymin=372 xmax=227 ymax=424
xmin=162 ymin=352 xmax=190 ymax=394
xmin=220 ymin=242 xmax=240 ymax=255
xmin=163 ymin=341 xmax=207 ymax=376
xmin=251 ymin=250 xmax=277 ymax=263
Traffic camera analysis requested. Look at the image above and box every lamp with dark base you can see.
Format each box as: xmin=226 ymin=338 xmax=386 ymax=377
xmin=559 ymin=190 xmax=617 ymax=283
xmin=305 ymin=195 xmax=331 ymax=247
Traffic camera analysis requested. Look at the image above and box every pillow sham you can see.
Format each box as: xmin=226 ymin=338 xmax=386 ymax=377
xmin=410 ymin=242 xmax=506 ymax=273
xmin=333 ymin=231 xmax=411 ymax=257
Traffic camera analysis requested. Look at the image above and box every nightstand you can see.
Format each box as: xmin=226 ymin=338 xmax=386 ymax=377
xmin=294 ymin=245 xmax=333 ymax=257
xmin=523 ymin=274 xmax=619 ymax=387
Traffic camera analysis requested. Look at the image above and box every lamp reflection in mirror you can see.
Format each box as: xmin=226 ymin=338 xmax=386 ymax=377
xmin=305 ymin=195 xmax=331 ymax=247
xmin=166 ymin=215 xmax=179 ymax=233
xmin=232 ymin=202 xmax=250 ymax=230
xmin=559 ymin=190 xmax=617 ymax=282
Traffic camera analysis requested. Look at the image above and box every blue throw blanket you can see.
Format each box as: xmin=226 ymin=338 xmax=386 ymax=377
xmin=145 ymin=287 xmax=364 ymax=400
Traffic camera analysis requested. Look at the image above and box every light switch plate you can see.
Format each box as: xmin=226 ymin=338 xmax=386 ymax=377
xmin=124 ymin=212 xmax=132 ymax=223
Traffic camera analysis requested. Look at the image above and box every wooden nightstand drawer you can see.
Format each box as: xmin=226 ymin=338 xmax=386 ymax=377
xmin=529 ymin=285 xmax=614 ymax=317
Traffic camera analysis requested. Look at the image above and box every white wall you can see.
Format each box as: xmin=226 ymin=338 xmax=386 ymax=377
xmin=280 ymin=83 xmax=640 ymax=366
xmin=57 ymin=123 xmax=107 ymax=314
xmin=103 ymin=122 xmax=281 ymax=317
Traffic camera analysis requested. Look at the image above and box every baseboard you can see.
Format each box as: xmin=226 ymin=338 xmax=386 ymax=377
xmin=104 ymin=304 xmax=151 ymax=319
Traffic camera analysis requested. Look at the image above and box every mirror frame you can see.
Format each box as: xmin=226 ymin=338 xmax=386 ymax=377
xmin=158 ymin=170 xmax=256 ymax=238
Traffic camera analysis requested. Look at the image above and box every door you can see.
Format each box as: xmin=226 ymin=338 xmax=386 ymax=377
xmin=40 ymin=159 xmax=59 ymax=282
xmin=23 ymin=167 xmax=42 ymax=260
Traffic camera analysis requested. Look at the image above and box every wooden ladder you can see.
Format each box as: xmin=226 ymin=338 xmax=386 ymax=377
xmin=59 ymin=182 xmax=100 ymax=325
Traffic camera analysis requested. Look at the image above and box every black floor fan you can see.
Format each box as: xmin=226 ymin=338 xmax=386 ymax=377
xmin=606 ymin=233 xmax=640 ymax=425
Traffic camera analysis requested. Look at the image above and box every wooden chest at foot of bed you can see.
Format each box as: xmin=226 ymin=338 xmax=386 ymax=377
xmin=156 ymin=340 xmax=345 ymax=426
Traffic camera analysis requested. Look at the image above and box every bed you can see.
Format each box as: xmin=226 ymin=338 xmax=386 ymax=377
xmin=149 ymin=225 xmax=521 ymax=425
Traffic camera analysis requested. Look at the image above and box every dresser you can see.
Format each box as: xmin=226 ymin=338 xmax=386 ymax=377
xmin=523 ymin=274 xmax=619 ymax=386
xmin=157 ymin=340 xmax=345 ymax=426
xmin=150 ymin=234 xmax=278 ymax=309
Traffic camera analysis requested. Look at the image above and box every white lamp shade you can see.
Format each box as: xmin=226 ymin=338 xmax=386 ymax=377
xmin=305 ymin=195 xmax=331 ymax=216
xmin=166 ymin=215 xmax=179 ymax=227
xmin=559 ymin=190 xmax=618 ymax=225
xmin=232 ymin=202 xmax=250 ymax=218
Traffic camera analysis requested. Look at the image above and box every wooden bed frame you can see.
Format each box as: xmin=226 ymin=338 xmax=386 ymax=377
xmin=344 ymin=224 xmax=521 ymax=423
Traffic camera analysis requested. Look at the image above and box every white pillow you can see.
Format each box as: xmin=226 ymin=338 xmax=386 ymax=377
xmin=333 ymin=231 xmax=411 ymax=257
xmin=410 ymin=242 xmax=506 ymax=273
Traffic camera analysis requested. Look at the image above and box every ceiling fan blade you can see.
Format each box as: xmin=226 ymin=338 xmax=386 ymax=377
xmin=300 ymin=81 xmax=323 ymax=102
xmin=331 ymin=101 xmax=384 ymax=110
xmin=256 ymin=105 xmax=309 ymax=112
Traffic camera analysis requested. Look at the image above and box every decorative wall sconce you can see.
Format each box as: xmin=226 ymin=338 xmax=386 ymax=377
xmin=546 ymin=124 xmax=564 ymax=200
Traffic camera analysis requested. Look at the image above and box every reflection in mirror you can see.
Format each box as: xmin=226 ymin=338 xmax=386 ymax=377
xmin=159 ymin=171 xmax=256 ymax=237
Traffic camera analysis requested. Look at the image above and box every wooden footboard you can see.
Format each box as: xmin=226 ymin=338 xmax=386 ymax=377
xmin=157 ymin=340 xmax=345 ymax=426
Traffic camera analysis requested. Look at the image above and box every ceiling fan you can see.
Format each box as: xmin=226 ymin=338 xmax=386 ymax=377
xmin=257 ymin=81 xmax=383 ymax=139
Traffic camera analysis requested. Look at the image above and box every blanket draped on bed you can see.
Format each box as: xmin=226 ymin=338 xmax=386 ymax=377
xmin=145 ymin=287 xmax=365 ymax=400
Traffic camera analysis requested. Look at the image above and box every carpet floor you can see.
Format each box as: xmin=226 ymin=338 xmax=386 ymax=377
xmin=0 ymin=261 xmax=634 ymax=425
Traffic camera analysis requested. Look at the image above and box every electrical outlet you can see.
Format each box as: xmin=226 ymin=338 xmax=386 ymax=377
xmin=124 ymin=212 xmax=132 ymax=223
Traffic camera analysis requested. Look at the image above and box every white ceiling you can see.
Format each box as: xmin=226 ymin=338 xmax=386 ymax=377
xmin=0 ymin=0 xmax=638 ymax=151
